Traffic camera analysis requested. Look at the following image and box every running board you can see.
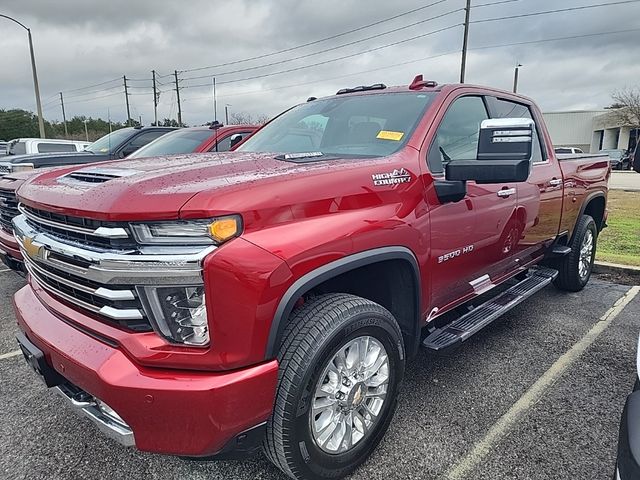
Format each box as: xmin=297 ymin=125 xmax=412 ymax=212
xmin=422 ymin=267 xmax=558 ymax=353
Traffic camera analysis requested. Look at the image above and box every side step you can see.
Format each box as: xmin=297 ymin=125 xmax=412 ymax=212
xmin=422 ymin=267 xmax=558 ymax=353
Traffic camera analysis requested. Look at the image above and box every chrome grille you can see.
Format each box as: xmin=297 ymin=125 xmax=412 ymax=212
xmin=20 ymin=204 xmax=135 ymax=250
xmin=13 ymin=213 xmax=212 ymax=335
xmin=23 ymin=253 xmax=152 ymax=332
xmin=0 ymin=189 xmax=18 ymax=232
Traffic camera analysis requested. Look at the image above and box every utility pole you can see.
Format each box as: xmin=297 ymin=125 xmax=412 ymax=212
xmin=225 ymin=104 xmax=231 ymax=125
xmin=460 ymin=0 xmax=472 ymax=83
xmin=83 ymin=119 xmax=89 ymax=141
xmin=513 ymin=63 xmax=523 ymax=93
xmin=123 ymin=75 xmax=131 ymax=126
xmin=152 ymin=70 xmax=158 ymax=126
xmin=1 ymin=15 xmax=46 ymax=138
xmin=59 ymin=92 xmax=68 ymax=137
xmin=174 ymin=70 xmax=182 ymax=126
xmin=212 ymin=77 xmax=217 ymax=124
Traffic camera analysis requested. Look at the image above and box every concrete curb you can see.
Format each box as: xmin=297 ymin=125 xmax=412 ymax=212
xmin=594 ymin=260 xmax=640 ymax=278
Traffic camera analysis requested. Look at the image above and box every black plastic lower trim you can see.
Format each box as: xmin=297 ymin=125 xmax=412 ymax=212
xmin=181 ymin=422 xmax=267 ymax=460
xmin=616 ymin=388 xmax=640 ymax=479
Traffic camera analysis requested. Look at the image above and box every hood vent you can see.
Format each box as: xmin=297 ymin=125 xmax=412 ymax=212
xmin=64 ymin=167 xmax=141 ymax=184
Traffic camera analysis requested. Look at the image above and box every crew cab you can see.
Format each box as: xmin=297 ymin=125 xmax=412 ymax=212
xmin=0 ymin=126 xmax=175 ymax=177
xmin=12 ymin=77 xmax=610 ymax=480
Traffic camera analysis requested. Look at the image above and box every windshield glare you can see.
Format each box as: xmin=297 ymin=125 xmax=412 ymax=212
xmin=87 ymin=128 xmax=133 ymax=153
xmin=237 ymin=92 xmax=436 ymax=159
xmin=128 ymin=128 xmax=212 ymax=159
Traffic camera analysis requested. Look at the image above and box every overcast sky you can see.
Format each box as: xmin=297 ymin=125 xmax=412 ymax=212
xmin=1 ymin=0 xmax=639 ymax=126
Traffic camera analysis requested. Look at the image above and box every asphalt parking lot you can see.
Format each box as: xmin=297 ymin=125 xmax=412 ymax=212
xmin=1 ymin=268 xmax=639 ymax=480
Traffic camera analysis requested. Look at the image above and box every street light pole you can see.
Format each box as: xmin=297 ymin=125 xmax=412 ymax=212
xmin=513 ymin=63 xmax=523 ymax=93
xmin=0 ymin=14 xmax=46 ymax=138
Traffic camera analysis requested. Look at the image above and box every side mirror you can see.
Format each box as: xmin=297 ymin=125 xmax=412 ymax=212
xmin=446 ymin=118 xmax=534 ymax=184
xmin=229 ymin=134 xmax=244 ymax=150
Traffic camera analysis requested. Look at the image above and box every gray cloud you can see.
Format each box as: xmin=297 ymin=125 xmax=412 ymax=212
xmin=1 ymin=0 xmax=639 ymax=127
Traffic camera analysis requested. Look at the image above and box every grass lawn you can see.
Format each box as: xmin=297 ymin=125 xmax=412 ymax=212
xmin=596 ymin=190 xmax=640 ymax=266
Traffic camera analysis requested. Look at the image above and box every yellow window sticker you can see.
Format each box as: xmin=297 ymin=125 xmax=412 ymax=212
xmin=376 ymin=130 xmax=404 ymax=141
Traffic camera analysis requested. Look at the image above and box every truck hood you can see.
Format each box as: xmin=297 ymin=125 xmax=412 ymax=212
xmin=17 ymin=151 xmax=388 ymax=221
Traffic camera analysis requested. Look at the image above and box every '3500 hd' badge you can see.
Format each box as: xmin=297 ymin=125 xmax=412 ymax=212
xmin=372 ymin=168 xmax=412 ymax=186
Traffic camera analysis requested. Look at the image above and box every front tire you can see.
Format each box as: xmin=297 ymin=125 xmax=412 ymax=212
xmin=554 ymin=214 xmax=597 ymax=292
xmin=264 ymin=294 xmax=405 ymax=480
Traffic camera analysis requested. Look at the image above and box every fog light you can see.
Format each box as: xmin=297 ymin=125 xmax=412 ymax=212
xmin=137 ymin=285 xmax=209 ymax=346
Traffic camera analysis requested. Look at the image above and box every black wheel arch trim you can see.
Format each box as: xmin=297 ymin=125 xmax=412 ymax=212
xmin=571 ymin=191 xmax=606 ymax=241
xmin=265 ymin=246 xmax=422 ymax=359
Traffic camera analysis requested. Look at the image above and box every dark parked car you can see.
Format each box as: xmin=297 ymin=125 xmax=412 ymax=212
xmin=599 ymin=149 xmax=632 ymax=170
xmin=0 ymin=126 xmax=176 ymax=177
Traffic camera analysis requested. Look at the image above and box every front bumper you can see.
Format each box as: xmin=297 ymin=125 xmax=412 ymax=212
xmin=0 ymin=227 xmax=23 ymax=271
xmin=616 ymin=381 xmax=640 ymax=479
xmin=13 ymin=284 xmax=279 ymax=456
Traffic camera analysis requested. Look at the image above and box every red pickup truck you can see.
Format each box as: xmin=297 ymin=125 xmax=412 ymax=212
xmin=12 ymin=78 xmax=610 ymax=480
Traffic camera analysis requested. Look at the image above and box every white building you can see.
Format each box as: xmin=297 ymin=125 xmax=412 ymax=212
xmin=542 ymin=110 xmax=638 ymax=153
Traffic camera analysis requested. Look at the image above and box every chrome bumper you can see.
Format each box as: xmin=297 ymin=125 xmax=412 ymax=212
xmin=55 ymin=383 xmax=135 ymax=447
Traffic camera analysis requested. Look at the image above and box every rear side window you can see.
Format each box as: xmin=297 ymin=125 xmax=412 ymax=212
xmin=209 ymin=130 xmax=256 ymax=152
xmin=428 ymin=96 xmax=489 ymax=174
xmin=37 ymin=143 xmax=77 ymax=153
xmin=126 ymin=130 xmax=167 ymax=149
xmin=555 ymin=148 xmax=571 ymax=154
xmin=487 ymin=98 xmax=545 ymax=163
xmin=8 ymin=141 xmax=26 ymax=155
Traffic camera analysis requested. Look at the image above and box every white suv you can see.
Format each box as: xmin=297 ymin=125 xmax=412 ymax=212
xmin=6 ymin=138 xmax=90 ymax=155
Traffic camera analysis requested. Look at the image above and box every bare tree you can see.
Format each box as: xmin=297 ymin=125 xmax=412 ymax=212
xmin=228 ymin=111 xmax=254 ymax=125
xmin=256 ymin=113 xmax=270 ymax=125
xmin=609 ymin=87 xmax=640 ymax=130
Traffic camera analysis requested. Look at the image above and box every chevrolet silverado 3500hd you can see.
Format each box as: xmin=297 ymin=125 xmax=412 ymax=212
xmin=12 ymin=77 xmax=610 ymax=480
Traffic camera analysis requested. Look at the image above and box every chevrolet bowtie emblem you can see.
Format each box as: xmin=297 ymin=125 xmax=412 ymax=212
xmin=22 ymin=236 xmax=42 ymax=259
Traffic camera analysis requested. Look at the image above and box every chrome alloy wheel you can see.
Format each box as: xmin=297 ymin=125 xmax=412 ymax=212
xmin=310 ymin=336 xmax=390 ymax=454
xmin=578 ymin=229 xmax=594 ymax=280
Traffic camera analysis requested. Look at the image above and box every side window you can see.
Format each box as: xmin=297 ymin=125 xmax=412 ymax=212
xmin=37 ymin=143 xmax=76 ymax=153
xmin=487 ymin=97 xmax=545 ymax=163
xmin=126 ymin=131 xmax=167 ymax=149
xmin=210 ymin=130 xmax=256 ymax=152
xmin=428 ymin=96 xmax=488 ymax=174
xmin=212 ymin=135 xmax=232 ymax=152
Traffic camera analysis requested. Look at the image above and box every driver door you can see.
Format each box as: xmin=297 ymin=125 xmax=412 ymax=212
xmin=426 ymin=95 xmax=520 ymax=312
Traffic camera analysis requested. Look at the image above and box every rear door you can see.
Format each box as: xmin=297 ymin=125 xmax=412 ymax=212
xmin=486 ymin=97 xmax=563 ymax=265
xmin=426 ymin=95 xmax=520 ymax=312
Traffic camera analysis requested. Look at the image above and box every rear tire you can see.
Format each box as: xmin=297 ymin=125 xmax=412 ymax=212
xmin=554 ymin=214 xmax=597 ymax=292
xmin=264 ymin=293 xmax=405 ymax=480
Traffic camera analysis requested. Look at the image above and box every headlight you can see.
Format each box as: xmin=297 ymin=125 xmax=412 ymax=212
xmin=10 ymin=163 xmax=34 ymax=173
xmin=138 ymin=285 xmax=209 ymax=346
xmin=130 ymin=215 xmax=242 ymax=245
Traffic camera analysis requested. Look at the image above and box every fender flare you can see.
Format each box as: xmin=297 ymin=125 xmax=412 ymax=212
xmin=264 ymin=246 xmax=421 ymax=359
xmin=571 ymin=191 xmax=606 ymax=242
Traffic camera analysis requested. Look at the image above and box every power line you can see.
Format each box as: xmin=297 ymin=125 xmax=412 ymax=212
xmin=181 ymin=25 xmax=640 ymax=102
xmin=470 ymin=26 xmax=640 ymax=50
xmin=181 ymin=7 xmax=462 ymax=82
xmin=62 ymin=76 xmax=122 ymax=94
xmin=474 ymin=0 xmax=521 ymax=7
xmin=472 ymin=0 xmax=640 ymax=23
xmin=180 ymin=0 xmax=452 ymax=74
xmin=182 ymin=23 xmax=462 ymax=89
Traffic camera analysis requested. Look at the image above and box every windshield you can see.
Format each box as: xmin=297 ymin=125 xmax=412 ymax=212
xmin=127 ymin=128 xmax=212 ymax=159
xmin=601 ymin=150 xmax=623 ymax=159
xmin=86 ymin=128 xmax=133 ymax=153
xmin=237 ymin=92 xmax=436 ymax=159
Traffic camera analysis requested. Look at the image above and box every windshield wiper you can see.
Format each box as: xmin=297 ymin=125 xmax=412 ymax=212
xmin=276 ymin=151 xmax=324 ymax=161
xmin=439 ymin=146 xmax=451 ymax=162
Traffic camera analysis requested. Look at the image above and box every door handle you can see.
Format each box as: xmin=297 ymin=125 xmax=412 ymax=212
xmin=497 ymin=188 xmax=516 ymax=198
xmin=549 ymin=178 xmax=562 ymax=187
